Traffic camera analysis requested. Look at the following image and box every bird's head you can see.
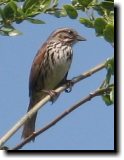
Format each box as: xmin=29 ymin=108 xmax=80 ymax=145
xmin=48 ymin=28 xmax=86 ymax=45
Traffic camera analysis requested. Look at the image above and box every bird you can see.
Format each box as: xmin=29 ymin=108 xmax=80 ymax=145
xmin=22 ymin=27 xmax=86 ymax=140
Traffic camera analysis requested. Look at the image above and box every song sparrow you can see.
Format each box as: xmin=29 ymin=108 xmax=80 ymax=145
xmin=22 ymin=28 xmax=86 ymax=140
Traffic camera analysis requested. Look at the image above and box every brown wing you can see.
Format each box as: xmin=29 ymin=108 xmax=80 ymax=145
xmin=29 ymin=42 xmax=47 ymax=97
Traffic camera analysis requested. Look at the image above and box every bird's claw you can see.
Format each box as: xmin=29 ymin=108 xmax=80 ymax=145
xmin=41 ymin=89 xmax=59 ymax=103
xmin=65 ymin=80 xmax=74 ymax=93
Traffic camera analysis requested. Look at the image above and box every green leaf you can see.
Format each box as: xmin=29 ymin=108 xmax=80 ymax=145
xmin=78 ymin=0 xmax=93 ymax=7
xmin=72 ymin=0 xmax=78 ymax=5
xmin=110 ymin=87 xmax=114 ymax=103
xmin=94 ymin=18 xmax=107 ymax=36
xmin=3 ymin=1 xmax=17 ymax=20
xmin=106 ymin=67 xmax=112 ymax=85
xmin=23 ymin=0 xmax=51 ymax=14
xmin=106 ymin=57 xmax=114 ymax=75
xmin=0 ymin=26 xmax=22 ymax=36
xmin=102 ymin=94 xmax=113 ymax=106
xmin=26 ymin=18 xmax=45 ymax=24
xmin=0 ymin=26 xmax=14 ymax=32
xmin=103 ymin=24 xmax=114 ymax=43
xmin=79 ymin=18 xmax=94 ymax=28
xmin=53 ymin=9 xmax=67 ymax=18
xmin=0 ymin=29 xmax=9 ymax=36
xmin=93 ymin=5 xmax=105 ymax=16
xmin=108 ymin=11 xmax=114 ymax=24
xmin=103 ymin=57 xmax=114 ymax=87
xmin=63 ymin=5 xmax=78 ymax=19
xmin=8 ymin=29 xmax=22 ymax=36
xmin=72 ymin=0 xmax=82 ymax=9
xmin=23 ymin=2 xmax=40 ymax=16
xmin=101 ymin=1 xmax=114 ymax=11
xmin=15 ymin=8 xmax=25 ymax=24
xmin=23 ymin=0 xmax=37 ymax=11
xmin=39 ymin=0 xmax=51 ymax=11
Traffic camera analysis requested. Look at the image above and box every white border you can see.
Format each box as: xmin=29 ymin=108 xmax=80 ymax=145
xmin=0 ymin=0 xmax=122 ymax=159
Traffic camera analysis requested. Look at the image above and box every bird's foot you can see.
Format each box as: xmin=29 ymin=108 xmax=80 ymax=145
xmin=41 ymin=89 xmax=59 ymax=103
xmin=65 ymin=80 xmax=74 ymax=93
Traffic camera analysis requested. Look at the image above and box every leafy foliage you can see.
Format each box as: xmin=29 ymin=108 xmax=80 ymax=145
xmin=63 ymin=4 xmax=78 ymax=19
xmin=0 ymin=0 xmax=114 ymax=41
xmin=0 ymin=0 xmax=58 ymax=35
xmin=100 ymin=57 xmax=114 ymax=105
xmin=71 ymin=0 xmax=114 ymax=44
xmin=104 ymin=24 xmax=114 ymax=43
xmin=79 ymin=18 xmax=94 ymax=28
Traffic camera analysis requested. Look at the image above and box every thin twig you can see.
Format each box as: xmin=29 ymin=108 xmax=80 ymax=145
xmin=11 ymin=87 xmax=111 ymax=150
xmin=0 ymin=61 xmax=106 ymax=148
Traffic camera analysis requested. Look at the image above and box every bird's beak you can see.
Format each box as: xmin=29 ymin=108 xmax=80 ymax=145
xmin=76 ymin=34 xmax=86 ymax=41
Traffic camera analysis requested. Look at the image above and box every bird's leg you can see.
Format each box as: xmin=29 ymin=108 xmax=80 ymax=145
xmin=41 ymin=89 xmax=60 ymax=103
xmin=65 ymin=80 xmax=74 ymax=93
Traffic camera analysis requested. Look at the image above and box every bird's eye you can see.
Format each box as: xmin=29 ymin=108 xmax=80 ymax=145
xmin=68 ymin=30 xmax=73 ymax=35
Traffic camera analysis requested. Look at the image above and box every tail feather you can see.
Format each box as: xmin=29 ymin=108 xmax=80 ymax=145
xmin=22 ymin=90 xmax=59 ymax=141
xmin=22 ymin=99 xmax=38 ymax=141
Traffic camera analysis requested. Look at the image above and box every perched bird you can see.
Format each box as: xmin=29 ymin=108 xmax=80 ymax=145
xmin=22 ymin=27 xmax=86 ymax=140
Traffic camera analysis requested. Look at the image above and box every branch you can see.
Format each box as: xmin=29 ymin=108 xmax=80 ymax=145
xmin=11 ymin=87 xmax=111 ymax=150
xmin=0 ymin=61 xmax=106 ymax=148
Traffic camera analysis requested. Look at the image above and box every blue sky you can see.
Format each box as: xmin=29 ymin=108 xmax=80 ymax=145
xmin=0 ymin=0 xmax=114 ymax=150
